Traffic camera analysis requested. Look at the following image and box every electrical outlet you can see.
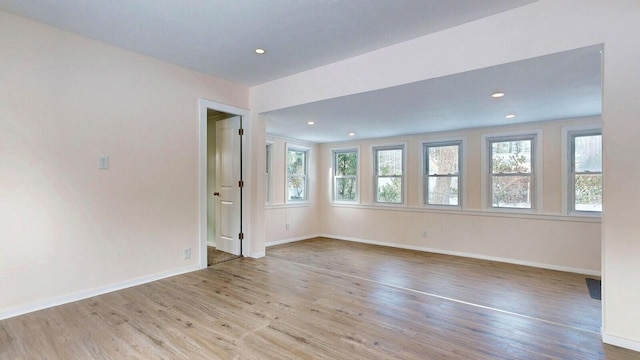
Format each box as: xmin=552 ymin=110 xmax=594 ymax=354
xmin=422 ymin=230 xmax=428 ymax=238
xmin=184 ymin=248 xmax=191 ymax=259
xmin=98 ymin=156 xmax=109 ymax=170
xmin=286 ymin=223 xmax=290 ymax=230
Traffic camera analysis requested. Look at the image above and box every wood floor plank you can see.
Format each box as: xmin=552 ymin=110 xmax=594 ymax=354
xmin=1 ymin=238 xmax=638 ymax=359
xmin=268 ymin=237 xmax=603 ymax=333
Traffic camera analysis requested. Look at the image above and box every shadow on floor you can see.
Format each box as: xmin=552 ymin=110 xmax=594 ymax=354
xmin=207 ymin=246 xmax=241 ymax=266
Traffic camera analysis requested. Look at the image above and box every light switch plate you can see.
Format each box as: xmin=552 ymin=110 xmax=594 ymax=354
xmin=98 ymin=156 xmax=109 ymax=169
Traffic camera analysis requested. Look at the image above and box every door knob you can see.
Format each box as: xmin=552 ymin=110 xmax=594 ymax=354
xmin=213 ymin=192 xmax=220 ymax=196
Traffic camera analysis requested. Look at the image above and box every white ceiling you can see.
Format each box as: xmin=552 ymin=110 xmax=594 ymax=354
xmin=1 ymin=0 xmax=602 ymax=144
xmin=265 ymin=45 xmax=603 ymax=143
xmin=0 ymin=0 xmax=535 ymax=86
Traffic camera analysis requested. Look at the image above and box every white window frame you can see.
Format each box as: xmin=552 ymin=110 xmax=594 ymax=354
xmin=372 ymin=143 xmax=406 ymax=206
xmin=286 ymin=144 xmax=310 ymax=203
xmin=423 ymin=139 xmax=464 ymax=208
xmin=332 ymin=147 xmax=359 ymax=203
xmin=562 ymin=125 xmax=602 ymax=216
xmin=481 ymin=130 xmax=543 ymax=212
xmin=265 ymin=141 xmax=274 ymax=204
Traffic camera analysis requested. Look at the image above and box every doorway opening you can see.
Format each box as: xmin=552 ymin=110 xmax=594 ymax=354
xmin=198 ymin=99 xmax=250 ymax=268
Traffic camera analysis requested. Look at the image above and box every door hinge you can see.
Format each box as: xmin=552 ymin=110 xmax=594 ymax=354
xmin=238 ymin=180 xmax=244 ymax=188
xmin=239 ymin=232 xmax=244 ymax=240
xmin=238 ymin=128 xmax=244 ymax=136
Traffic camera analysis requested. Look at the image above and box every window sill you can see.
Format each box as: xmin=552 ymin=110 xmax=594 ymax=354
xmin=328 ymin=203 xmax=600 ymax=223
xmin=425 ymin=204 xmax=462 ymax=210
xmin=266 ymin=202 xmax=311 ymax=210
xmin=372 ymin=202 xmax=407 ymax=208
xmin=568 ymin=210 xmax=602 ymax=218
xmin=333 ymin=200 xmax=359 ymax=205
xmin=485 ymin=206 xmax=538 ymax=215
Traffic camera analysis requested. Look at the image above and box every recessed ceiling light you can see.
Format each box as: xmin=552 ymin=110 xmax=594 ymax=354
xmin=255 ymin=48 xmax=266 ymax=54
xmin=491 ymin=92 xmax=506 ymax=98
xmin=307 ymin=121 xmax=315 ymax=125
xmin=348 ymin=132 xmax=356 ymax=137
xmin=505 ymin=114 xmax=516 ymax=119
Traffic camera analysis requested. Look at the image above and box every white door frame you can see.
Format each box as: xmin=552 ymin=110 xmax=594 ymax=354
xmin=198 ymin=99 xmax=250 ymax=269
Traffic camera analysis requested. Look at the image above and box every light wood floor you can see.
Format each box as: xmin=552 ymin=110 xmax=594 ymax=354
xmin=1 ymin=238 xmax=638 ymax=359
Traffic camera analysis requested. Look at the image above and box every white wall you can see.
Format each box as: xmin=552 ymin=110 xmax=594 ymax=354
xmin=263 ymin=117 xmax=602 ymax=273
xmin=3 ymin=0 xmax=639 ymax=351
xmin=264 ymin=135 xmax=321 ymax=245
xmin=600 ymin=8 xmax=640 ymax=350
xmin=242 ymin=112 xmax=267 ymax=257
xmin=0 ymin=11 xmax=248 ymax=318
xmin=250 ymin=0 xmax=640 ymax=351
xmin=316 ymin=117 xmax=601 ymax=274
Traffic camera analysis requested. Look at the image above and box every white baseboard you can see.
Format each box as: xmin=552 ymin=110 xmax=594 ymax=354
xmin=265 ymin=234 xmax=322 ymax=247
xmin=320 ymin=234 xmax=602 ymax=276
xmin=0 ymin=263 xmax=201 ymax=321
xmin=602 ymin=328 xmax=640 ymax=352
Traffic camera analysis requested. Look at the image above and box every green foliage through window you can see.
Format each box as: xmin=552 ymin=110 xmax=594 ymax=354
xmin=287 ymin=148 xmax=307 ymax=201
xmin=490 ymin=138 xmax=533 ymax=208
xmin=334 ymin=151 xmax=358 ymax=201
xmin=375 ymin=147 xmax=403 ymax=203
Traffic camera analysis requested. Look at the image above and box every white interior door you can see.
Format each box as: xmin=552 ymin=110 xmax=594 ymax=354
xmin=214 ymin=116 xmax=241 ymax=255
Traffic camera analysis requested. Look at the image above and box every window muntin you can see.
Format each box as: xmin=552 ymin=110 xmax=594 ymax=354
xmin=425 ymin=141 xmax=461 ymax=206
xmin=374 ymin=146 xmax=404 ymax=204
xmin=287 ymin=148 xmax=308 ymax=201
xmin=489 ymin=137 xmax=534 ymax=209
xmin=333 ymin=149 xmax=358 ymax=202
xmin=570 ymin=132 xmax=602 ymax=212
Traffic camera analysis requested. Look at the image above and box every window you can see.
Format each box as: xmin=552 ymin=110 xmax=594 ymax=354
xmin=333 ymin=149 xmax=358 ymax=202
xmin=374 ymin=145 xmax=404 ymax=204
xmin=265 ymin=143 xmax=272 ymax=203
xmin=488 ymin=136 xmax=535 ymax=209
xmin=287 ymin=147 xmax=308 ymax=201
xmin=570 ymin=131 xmax=602 ymax=213
xmin=425 ymin=141 xmax=461 ymax=206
